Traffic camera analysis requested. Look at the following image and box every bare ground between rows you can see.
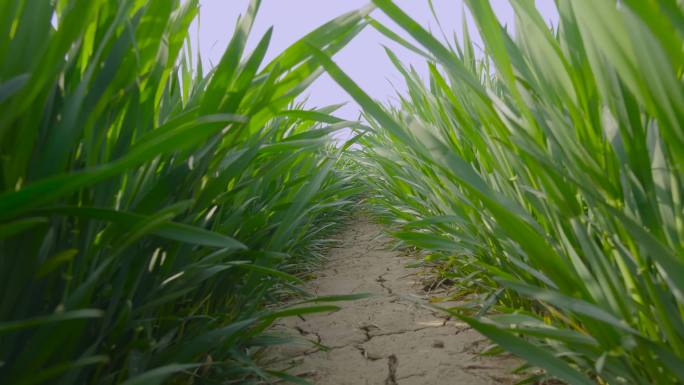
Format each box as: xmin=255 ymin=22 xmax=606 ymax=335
xmin=265 ymin=215 xmax=521 ymax=385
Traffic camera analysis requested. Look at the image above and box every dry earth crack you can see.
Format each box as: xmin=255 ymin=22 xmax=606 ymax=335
xmin=385 ymin=354 xmax=398 ymax=385
xmin=266 ymin=215 xmax=521 ymax=384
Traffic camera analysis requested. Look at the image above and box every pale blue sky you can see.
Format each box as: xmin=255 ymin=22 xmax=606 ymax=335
xmin=191 ymin=1 xmax=558 ymax=120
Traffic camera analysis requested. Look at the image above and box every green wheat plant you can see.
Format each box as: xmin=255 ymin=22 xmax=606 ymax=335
xmin=0 ymin=0 xmax=367 ymax=383
xmin=316 ymin=0 xmax=684 ymax=383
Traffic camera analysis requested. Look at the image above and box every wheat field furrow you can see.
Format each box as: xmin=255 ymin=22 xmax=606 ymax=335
xmin=1 ymin=1 xmax=683 ymax=384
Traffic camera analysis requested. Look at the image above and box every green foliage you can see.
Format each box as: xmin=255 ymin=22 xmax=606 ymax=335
xmin=0 ymin=0 xmax=366 ymax=383
xmin=329 ymin=0 xmax=684 ymax=383
xmin=5 ymin=0 xmax=684 ymax=384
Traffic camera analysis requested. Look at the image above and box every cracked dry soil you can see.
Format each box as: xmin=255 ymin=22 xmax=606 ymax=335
xmin=267 ymin=216 xmax=520 ymax=385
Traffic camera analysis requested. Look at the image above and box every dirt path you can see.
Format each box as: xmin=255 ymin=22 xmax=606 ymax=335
xmin=268 ymin=216 xmax=519 ymax=385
